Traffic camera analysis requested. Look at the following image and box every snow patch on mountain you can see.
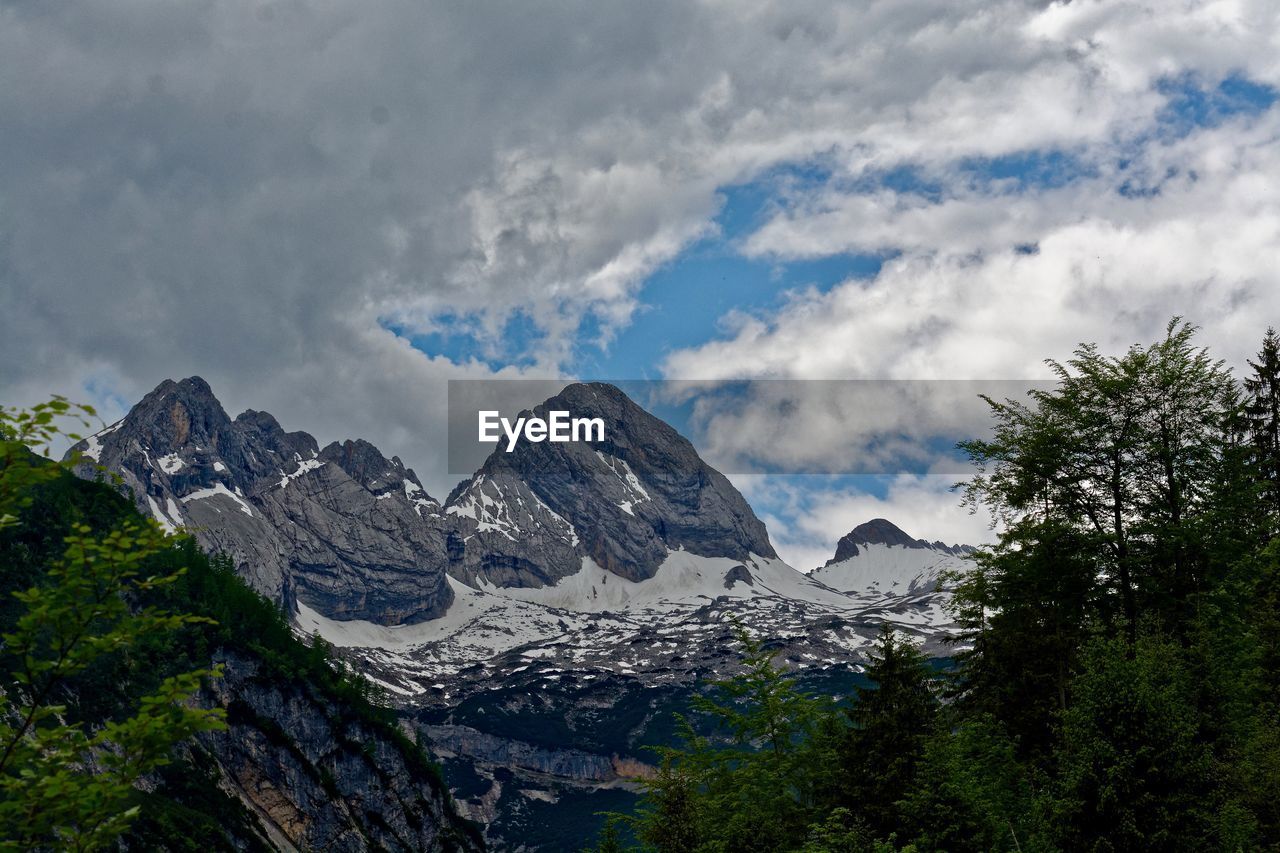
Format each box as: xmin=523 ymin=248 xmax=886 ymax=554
xmin=147 ymin=495 xmax=179 ymax=533
xmin=78 ymin=420 xmax=123 ymax=463
xmin=277 ymin=458 xmax=324 ymax=489
xmin=183 ymin=482 xmax=256 ymax=517
xmin=157 ymin=452 xmax=185 ymax=474
xmin=811 ymin=542 xmax=968 ymax=598
xmin=294 ymin=578 xmax=638 ymax=684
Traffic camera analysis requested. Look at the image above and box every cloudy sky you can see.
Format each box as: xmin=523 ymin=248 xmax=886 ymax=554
xmin=3 ymin=0 xmax=1279 ymax=568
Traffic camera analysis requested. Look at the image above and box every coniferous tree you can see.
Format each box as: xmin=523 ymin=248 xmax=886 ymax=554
xmin=948 ymin=518 xmax=1097 ymax=758
xmin=1235 ymin=540 xmax=1280 ymax=844
xmin=1048 ymin=633 xmax=1222 ymax=851
xmin=1245 ymin=327 xmax=1280 ymax=534
xmin=900 ymin=713 xmax=1033 ymax=852
xmin=627 ymin=625 xmax=828 ymax=852
xmin=584 ymin=816 xmax=626 ymax=853
xmin=838 ymin=625 xmax=938 ymax=839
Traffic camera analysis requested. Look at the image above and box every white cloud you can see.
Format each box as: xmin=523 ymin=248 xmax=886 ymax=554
xmin=668 ymin=379 xmax=1026 ymax=476
xmin=664 ymin=111 xmax=1280 ymax=383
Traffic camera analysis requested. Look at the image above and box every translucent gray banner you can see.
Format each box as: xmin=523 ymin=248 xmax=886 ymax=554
xmin=447 ymin=378 xmax=1053 ymax=476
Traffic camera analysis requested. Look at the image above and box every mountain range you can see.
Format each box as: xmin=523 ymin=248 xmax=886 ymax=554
xmin=70 ymin=376 xmax=976 ymax=849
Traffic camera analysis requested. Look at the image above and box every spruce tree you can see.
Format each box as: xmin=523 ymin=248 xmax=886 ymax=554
xmin=839 ymin=625 xmax=938 ymax=839
xmin=1245 ymin=327 xmax=1280 ymax=534
xmin=627 ymin=625 xmax=828 ymax=852
xmin=949 ymin=518 xmax=1096 ymax=759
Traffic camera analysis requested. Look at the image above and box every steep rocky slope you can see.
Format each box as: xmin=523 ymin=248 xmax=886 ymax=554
xmin=1 ymin=459 xmax=480 ymax=852
xmin=446 ymin=382 xmax=774 ymax=588
xmin=203 ymin=649 xmax=476 ymax=852
xmin=71 ymin=377 xmax=453 ymax=624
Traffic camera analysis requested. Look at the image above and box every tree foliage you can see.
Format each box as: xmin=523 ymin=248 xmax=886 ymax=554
xmin=600 ymin=319 xmax=1280 ymax=852
xmin=0 ymin=401 xmax=225 ymax=851
xmin=626 ymin=624 xmax=830 ymax=852
xmin=1245 ymin=327 xmax=1280 ymax=535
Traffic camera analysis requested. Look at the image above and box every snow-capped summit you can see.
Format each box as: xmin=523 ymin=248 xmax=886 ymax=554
xmin=825 ymin=517 xmax=975 ymax=564
xmin=811 ymin=518 xmax=975 ymax=601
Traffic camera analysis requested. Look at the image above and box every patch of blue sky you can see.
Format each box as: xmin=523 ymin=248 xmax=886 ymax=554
xmin=957 ymin=148 xmax=1096 ymax=193
xmin=716 ymin=159 xmax=838 ymax=235
xmin=400 ymin=73 xmax=1277 ymax=378
xmin=574 ymin=244 xmax=885 ymax=378
xmin=381 ymin=310 xmax=545 ymax=372
xmin=575 ymin=147 xmax=1103 ymax=377
xmin=1110 ymin=72 xmax=1277 ymax=199
xmin=573 ymin=167 xmax=886 ymax=378
xmin=80 ymin=376 xmax=136 ymax=427
xmin=831 ymin=162 xmax=948 ymax=201
xmin=1155 ymin=71 xmax=1277 ymax=138
xmin=384 ymin=160 xmax=881 ymax=376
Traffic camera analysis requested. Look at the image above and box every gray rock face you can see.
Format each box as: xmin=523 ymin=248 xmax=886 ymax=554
xmin=723 ymin=564 xmax=754 ymax=589
xmin=202 ymin=650 xmax=480 ymax=852
xmin=69 ymin=377 xmax=453 ymax=624
xmin=446 ymin=382 xmax=776 ymax=588
xmin=425 ymin=724 xmax=627 ymax=783
xmin=826 ymin=517 xmax=975 ymax=565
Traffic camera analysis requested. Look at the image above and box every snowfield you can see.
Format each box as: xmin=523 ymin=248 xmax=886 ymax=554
xmin=291 ymin=544 xmax=973 ymax=703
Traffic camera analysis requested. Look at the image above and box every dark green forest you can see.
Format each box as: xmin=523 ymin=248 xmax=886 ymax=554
xmin=601 ymin=321 xmax=1280 ymax=852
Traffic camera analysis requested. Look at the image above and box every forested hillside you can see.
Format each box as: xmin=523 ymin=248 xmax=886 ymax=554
xmin=601 ymin=321 xmax=1280 ymax=852
xmin=0 ymin=410 xmax=482 ymax=851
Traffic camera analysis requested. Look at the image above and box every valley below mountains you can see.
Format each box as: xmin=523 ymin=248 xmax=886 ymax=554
xmin=71 ymin=377 xmax=976 ymax=850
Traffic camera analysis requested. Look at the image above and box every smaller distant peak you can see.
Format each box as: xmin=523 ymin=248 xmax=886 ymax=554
xmin=825 ymin=518 xmax=975 ymax=566
xmin=846 ymin=518 xmax=917 ymax=548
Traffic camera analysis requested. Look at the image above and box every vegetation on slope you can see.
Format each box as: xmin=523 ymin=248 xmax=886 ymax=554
xmin=598 ymin=321 xmax=1280 ymax=852
xmin=0 ymin=402 xmax=481 ymax=850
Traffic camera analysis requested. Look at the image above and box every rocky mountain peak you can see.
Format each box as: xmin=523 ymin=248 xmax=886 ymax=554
xmin=123 ymin=375 xmax=232 ymax=453
xmin=446 ymin=382 xmax=776 ymax=587
xmin=827 ymin=518 xmax=975 ymax=565
xmin=851 ymin=517 xmax=918 ymax=546
xmin=68 ymin=377 xmax=454 ymax=626
xmin=73 ymin=377 xmax=786 ymax=622
xmin=320 ymin=438 xmax=430 ymax=499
